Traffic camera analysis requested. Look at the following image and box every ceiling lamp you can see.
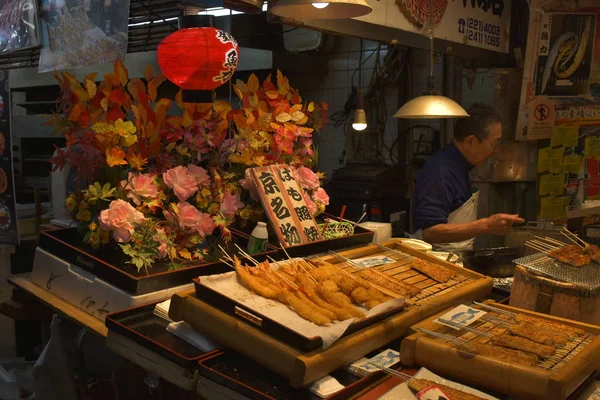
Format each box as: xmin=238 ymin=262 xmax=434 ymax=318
xmin=393 ymin=0 xmax=468 ymax=119
xmin=157 ymin=15 xmax=239 ymax=102
xmin=270 ymin=0 xmax=372 ymax=19
xmin=352 ymin=90 xmax=367 ymax=131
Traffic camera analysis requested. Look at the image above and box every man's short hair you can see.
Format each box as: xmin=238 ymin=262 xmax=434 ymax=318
xmin=454 ymin=103 xmax=502 ymax=141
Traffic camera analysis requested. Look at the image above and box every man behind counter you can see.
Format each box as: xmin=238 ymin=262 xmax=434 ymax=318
xmin=412 ymin=103 xmax=524 ymax=252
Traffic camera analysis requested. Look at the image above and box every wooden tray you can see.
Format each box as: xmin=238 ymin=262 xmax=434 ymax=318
xmin=170 ymin=239 xmax=493 ymax=387
xmin=39 ymin=228 xmax=279 ymax=294
xmin=400 ymin=301 xmax=600 ymax=400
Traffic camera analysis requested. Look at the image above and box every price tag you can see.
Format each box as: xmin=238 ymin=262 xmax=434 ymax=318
xmin=549 ymin=147 xmax=564 ymax=174
xmin=537 ymin=147 xmax=550 ymax=173
xmin=434 ymin=305 xmax=486 ymax=330
xmin=539 ymin=174 xmax=551 ymax=196
xmin=564 ymin=154 xmax=582 ymax=175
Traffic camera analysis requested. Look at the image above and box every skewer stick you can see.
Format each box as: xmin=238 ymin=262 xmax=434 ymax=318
xmin=472 ymin=301 xmax=517 ymax=316
xmin=296 ymin=260 xmax=319 ymax=283
xmin=538 ymin=236 xmax=570 ymax=247
xmin=366 ymin=362 xmax=412 ymax=380
xmin=563 ymin=228 xmax=589 ymax=247
xmin=235 ymin=245 xmax=260 ymax=265
xmin=525 ymin=242 xmax=552 ymax=253
xmin=339 ymin=205 xmax=347 ymax=222
xmin=218 ymin=245 xmax=235 ymax=262
xmin=352 ymin=212 xmax=368 ymax=228
xmin=560 ymin=232 xmax=585 ymax=248
xmin=280 ymin=244 xmax=293 ymax=260
xmin=529 ymin=240 xmax=559 ymax=250
xmin=414 ymin=327 xmax=470 ymax=348
xmin=220 ymin=258 xmax=235 ymax=269
xmin=373 ymin=243 xmax=413 ymax=262
xmin=438 ymin=318 xmax=492 ymax=337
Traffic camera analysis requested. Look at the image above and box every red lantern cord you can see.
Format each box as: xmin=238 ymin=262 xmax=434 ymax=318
xmin=157 ymin=27 xmax=239 ymax=92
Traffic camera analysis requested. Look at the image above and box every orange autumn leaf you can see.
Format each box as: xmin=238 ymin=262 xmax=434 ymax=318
xmin=108 ymin=88 xmax=128 ymax=105
xmin=178 ymin=248 xmax=193 ymax=260
xmin=263 ymin=76 xmax=276 ymax=91
xmin=106 ymin=106 xmax=125 ymax=122
xmin=115 ymin=60 xmax=129 ymax=86
xmin=85 ymin=80 xmax=97 ymax=98
xmin=247 ymin=73 xmax=259 ymax=93
xmin=266 ymin=90 xmax=279 ymax=99
xmin=105 ymin=146 xmax=127 ymax=167
xmin=151 ymin=74 xmax=166 ymax=89
xmin=84 ymin=72 xmax=98 ymax=82
xmin=234 ymin=113 xmax=249 ymax=129
xmin=126 ymin=149 xmax=148 ymax=170
xmin=68 ymin=104 xmax=85 ymax=122
xmin=308 ymin=101 xmax=315 ymax=112
xmin=182 ymin=109 xmax=193 ymax=128
xmin=144 ymin=65 xmax=155 ymax=81
xmin=65 ymin=132 xmax=79 ymax=146
xmin=175 ymin=90 xmax=184 ymax=109
xmin=104 ymin=72 xmax=120 ymax=88
xmin=100 ymin=97 xmax=108 ymax=111
xmin=148 ymin=81 xmax=158 ymax=103
xmin=277 ymin=70 xmax=289 ymax=95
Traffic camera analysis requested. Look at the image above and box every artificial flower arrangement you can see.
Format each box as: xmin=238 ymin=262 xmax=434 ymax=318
xmin=49 ymin=60 xmax=329 ymax=273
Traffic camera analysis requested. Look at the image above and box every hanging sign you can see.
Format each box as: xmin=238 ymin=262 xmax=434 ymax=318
xmin=250 ymin=165 xmax=323 ymax=247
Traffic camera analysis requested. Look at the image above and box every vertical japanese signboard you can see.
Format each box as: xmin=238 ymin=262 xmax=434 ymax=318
xmin=0 ymin=71 xmax=19 ymax=244
xmin=250 ymin=165 xmax=323 ymax=247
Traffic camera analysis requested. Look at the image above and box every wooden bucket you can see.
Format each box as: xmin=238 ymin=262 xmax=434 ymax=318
xmin=510 ymin=265 xmax=600 ymax=325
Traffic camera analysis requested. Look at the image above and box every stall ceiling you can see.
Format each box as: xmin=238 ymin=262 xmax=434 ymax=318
xmin=0 ymin=0 xmax=278 ymax=70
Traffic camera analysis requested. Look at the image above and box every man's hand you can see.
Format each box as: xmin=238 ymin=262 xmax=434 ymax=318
xmin=485 ymin=214 xmax=525 ymax=236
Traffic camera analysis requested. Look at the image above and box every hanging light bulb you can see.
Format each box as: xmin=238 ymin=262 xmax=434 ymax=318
xmin=270 ymin=0 xmax=371 ymax=19
xmin=352 ymin=90 xmax=367 ymax=131
xmin=393 ymin=0 xmax=468 ymax=119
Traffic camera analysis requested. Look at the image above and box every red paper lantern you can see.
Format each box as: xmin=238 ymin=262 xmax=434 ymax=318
xmin=157 ymin=25 xmax=239 ymax=92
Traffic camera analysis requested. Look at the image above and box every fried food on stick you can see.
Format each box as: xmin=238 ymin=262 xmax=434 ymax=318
xmin=359 ymin=269 xmax=421 ymax=297
xmin=491 ymin=332 xmax=556 ymax=358
xmin=466 ymin=341 xmax=539 ymax=366
xmin=296 ymin=273 xmax=354 ymax=320
xmin=508 ymin=323 xmax=569 ymax=346
xmin=295 ymin=291 xmax=336 ymax=320
xmin=235 ymin=258 xmax=281 ymax=299
xmin=318 ymin=280 xmax=365 ymax=318
xmin=279 ymin=291 xmax=332 ymax=325
xmin=409 ymin=259 xmax=456 ymax=283
xmin=514 ymin=314 xmax=585 ymax=338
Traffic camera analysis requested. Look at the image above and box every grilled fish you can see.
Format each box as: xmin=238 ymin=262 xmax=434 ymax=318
xmin=409 ymin=259 xmax=456 ymax=283
xmin=491 ymin=332 xmax=556 ymax=358
xmin=408 ymin=379 xmax=487 ymax=400
xmin=466 ymin=341 xmax=539 ymax=366
xmin=514 ymin=314 xmax=585 ymax=338
xmin=508 ymin=323 xmax=569 ymax=346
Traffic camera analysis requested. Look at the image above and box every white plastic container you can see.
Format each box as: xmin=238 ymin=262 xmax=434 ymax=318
xmin=358 ymin=222 xmax=392 ymax=244
xmin=247 ymin=222 xmax=269 ymax=254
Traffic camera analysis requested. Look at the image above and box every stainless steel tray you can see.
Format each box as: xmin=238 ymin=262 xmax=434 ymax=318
xmin=512 ymin=253 xmax=600 ymax=291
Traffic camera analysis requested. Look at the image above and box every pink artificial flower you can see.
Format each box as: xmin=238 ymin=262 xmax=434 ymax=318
xmin=99 ymin=199 xmax=145 ymax=243
xmin=240 ymin=170 xmax=259 ymax=201
xmin=304 ymin=195 xmax=317 ymax=216
xmin=176 ymin=201 xmax=216 ymax=237
xmin=121 ymin=172 xmax=160 ymax=206
xmin=221 ymin=192 xmax=244 ymax=217
xmin=154 ymin=228 xmax=168 ymax=259
xmin=312 ymin=187 xmax=330 ymax=205
xmin=297 ymin=166 xmax=320 ymax=190
xmin=187 ymin=165 xmax=210 ymax=187
xmin=163 ymin=165 xmax=198 ymax=201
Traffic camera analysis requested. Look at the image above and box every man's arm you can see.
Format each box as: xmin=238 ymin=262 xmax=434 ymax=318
xmin=423 ymin=214 xmax=525 ymax=244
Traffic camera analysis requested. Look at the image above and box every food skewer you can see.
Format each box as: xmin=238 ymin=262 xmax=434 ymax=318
xmin=560 ymin=231 xmax=585 ymax=248
xmin=472 ymin=301 xmax=516 ymax=316
xmin=537 ymin=236 xmax=569 ymax=247
xmin=352 ymin=212 xmax=368 ymax=228
xmin=367 ymin=362 xmax=412 ymax=380
xmin=562 ymin=228 xmax=589 ymax=247
xmin=414 ymin=328 xmax=470 ymax=347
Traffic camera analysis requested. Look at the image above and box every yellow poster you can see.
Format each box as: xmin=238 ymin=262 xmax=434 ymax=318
xmin=551 ymin=128 xmax=564 ymax=147
xmin=563 ymin=153 xmax=582 ymax=175
xmin=550 ymin=173 xmax=566 ymax=196
xmin=559 ymin=125 xmax=580 ymax=148
xmin=552 ymin=197 xmax=567 ymax=218
xmin=539 ymin=174 xmax=551 ymax=195
xmin=549 ymin=147 xmax=564 ymax=174
xmin=540 ymin=196 xmax=552 ymax=219
xmin=585 ymin=136 xmax=600 ymax=159
xmin=537 ymin=147 xmax=550 ymax=173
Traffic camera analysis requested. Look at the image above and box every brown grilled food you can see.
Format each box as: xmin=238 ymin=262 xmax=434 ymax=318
xmin=359 ymin=269 xmax=421 ymax=297
xmin=548 ymin=245 xmax=591 ymax=267
xmin=508 ymin=323 xmax=568 ymax=346
xmin=466 ymin=341 xmax=539 ymax=366
xmin=409 ymin=258 xmax=456 ymax=283
xmin=408 ymin=379 xmax=487 ymax=400
xmin=584 ymin=244 xmax=600 ymax=263
xmin=491 ymin=332 xmax=555 ymax=358
xmin=514 ymin=314 xmax=585 ymax=338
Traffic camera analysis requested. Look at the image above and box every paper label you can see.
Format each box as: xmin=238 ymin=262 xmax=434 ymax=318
xmin=434 ymin=305 xmax=486 ymax=330
xmin=351 ymin=255 xmax=395 ymax=268
xmin=537 ymin=147 xmax=550 ymax=173
xmin=540 ymin=196 xmax=552 ymax=219
xmin=350 ymin=349 xmax=400 ymax=376
xmin=564 ymin=153 xmax=582 ymax=175
xmin=549 ymin=147 xmax=564 ymax=173
xmin=539 ymin=174 xmax=551 ymax=195
xmin=549 ymin=173 xmax=566 ymax=196
xmin=417 ymin=386 xmax=452 ymax=400
xmin=559 ymin=125 xmax=580 ymax=148
xmin=586 ymin=136 xmax=600 ymax=159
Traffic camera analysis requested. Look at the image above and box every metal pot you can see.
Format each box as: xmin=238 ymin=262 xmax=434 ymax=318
xmin=458 ymin=247 xmax=522 ymax=278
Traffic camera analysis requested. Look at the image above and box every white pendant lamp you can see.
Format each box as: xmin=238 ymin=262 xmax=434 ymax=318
xmin=393 ymin=0 xmax=468 ymax=119
xmin=270 ymin=0 xmax=372 ymax=19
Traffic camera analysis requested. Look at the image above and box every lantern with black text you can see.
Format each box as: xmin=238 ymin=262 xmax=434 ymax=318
xmin=157 ymin=16 xmax=239 ymax=101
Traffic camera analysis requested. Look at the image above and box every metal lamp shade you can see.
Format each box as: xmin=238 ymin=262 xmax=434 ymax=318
xmin=393 ymin=95 xmax=469 ymax=119
xmin=270 ymin=0 xmax=372 ymax=19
